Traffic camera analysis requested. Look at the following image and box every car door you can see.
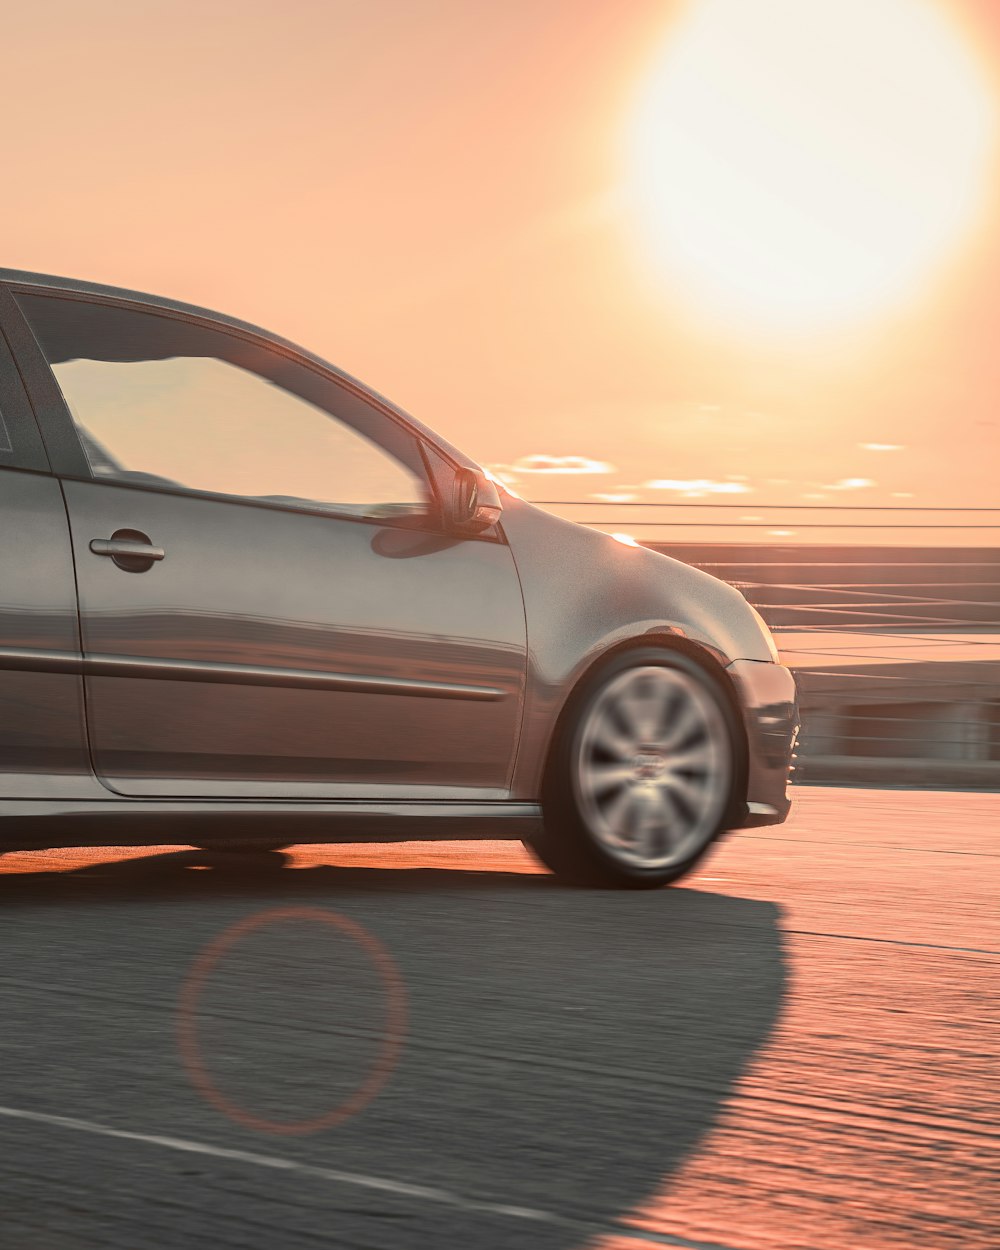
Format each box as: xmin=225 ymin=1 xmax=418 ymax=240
xmin=0 ymin=290 xmax=91 ymax=798
xmin=10 ymin=286 xmax=527 ymax=799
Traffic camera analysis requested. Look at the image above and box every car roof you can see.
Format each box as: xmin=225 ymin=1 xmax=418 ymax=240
xmin=0 ymin=268 xmax=474 ymax=468
xmin=0 ymin=268 xmax=307 ymax=351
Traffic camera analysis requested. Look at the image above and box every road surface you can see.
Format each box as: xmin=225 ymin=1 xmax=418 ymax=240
xmin=0 ymin=787 xmax=997 ymax=1250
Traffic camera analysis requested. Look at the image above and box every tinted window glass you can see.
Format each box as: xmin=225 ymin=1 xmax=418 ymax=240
xmin=17 ymin=294 xmax=431 ymax=523
xmin=0 ymin=321 xmax=49 ymax=472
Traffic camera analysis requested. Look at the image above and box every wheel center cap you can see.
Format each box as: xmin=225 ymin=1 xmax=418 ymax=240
xmin=632 ymin=751 xmax=666 ymax=780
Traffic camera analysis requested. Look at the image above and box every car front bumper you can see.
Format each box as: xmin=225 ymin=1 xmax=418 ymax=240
xmin=725 ymin=658 xmax=799 ymax=828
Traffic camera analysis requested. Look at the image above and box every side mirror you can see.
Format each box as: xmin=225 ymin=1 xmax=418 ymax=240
xmin=451 ymin=466 xmax=503 ymax=534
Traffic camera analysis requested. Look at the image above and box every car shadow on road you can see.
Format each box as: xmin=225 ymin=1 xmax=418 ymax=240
xmin=0 ymin=848 xmax=787 ymax=1248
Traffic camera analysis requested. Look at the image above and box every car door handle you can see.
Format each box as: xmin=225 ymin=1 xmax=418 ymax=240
xmin=90 ymin=538 xmax=166 ymax=561
xmin=89 ymin=531 xmax=166 ymax=573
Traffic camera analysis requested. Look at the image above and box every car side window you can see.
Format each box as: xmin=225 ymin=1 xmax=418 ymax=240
xmin=15 ymin=293 xmax=433 ymax=524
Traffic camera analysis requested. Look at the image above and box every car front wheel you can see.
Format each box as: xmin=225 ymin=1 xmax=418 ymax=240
xmin=528 ymin=647 xmax=738 ymax=888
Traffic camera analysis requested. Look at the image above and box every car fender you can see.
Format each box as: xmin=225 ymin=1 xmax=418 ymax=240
xmin=498 ymin=499 xmax=772 ymax=799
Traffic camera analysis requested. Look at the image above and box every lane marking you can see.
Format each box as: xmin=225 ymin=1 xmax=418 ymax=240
xmin=783 ymin=929 xmax=999 ymax=956
xmin=0 ymin=1103 xmax=742 ymax=1250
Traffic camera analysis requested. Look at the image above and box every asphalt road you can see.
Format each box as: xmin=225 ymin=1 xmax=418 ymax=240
xmin=1 ymin=787 xmax=997 ymax=1250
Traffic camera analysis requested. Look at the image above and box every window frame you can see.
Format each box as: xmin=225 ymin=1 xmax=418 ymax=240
xmin=0 ymin=286 xmax=52 ymax=474
xmin=4 ymin=284 xmax=447 ymax=533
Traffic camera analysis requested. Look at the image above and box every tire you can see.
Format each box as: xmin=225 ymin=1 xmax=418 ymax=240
xmin=527 ymin=646 xmax=739 ymax=888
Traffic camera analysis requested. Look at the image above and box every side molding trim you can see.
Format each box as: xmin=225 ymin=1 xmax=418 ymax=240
xmin=0 ymin=647 xmax=505 ymax=701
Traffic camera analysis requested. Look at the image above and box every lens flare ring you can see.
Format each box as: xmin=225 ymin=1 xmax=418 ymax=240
xmin=177 ymin=906 xmax=407 ymax=1136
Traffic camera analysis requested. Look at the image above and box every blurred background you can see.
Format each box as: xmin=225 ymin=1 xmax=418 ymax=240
xmin=4 ymin=0 xmax=998 ymax=785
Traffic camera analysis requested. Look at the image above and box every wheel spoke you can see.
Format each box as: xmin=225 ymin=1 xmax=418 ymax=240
xmin=658 ymin=784 xmax=688 ymax=831
xmin=600 ymin=787 xmax=634 ymax=842
xmin=664 ymin=773 xmax=706 ymax=821
xmin=633 ymin=788 xmax=677 ymax=859
xmin=592 ymin=718 xmax=635 ymax=761
xmin=643 ymin=815 xmax=672 ymax=861
xmin=659 ymin=700 xmax=701 ymax=750
xmin=630 ymin=820 xmax=654 ymax=861
xmin=666 ymin=747 xmax=712 ymax=774
xmin=586 ymin=762 xmax=635 ymax=796
xmin=617 ymin=686 xmax=657 ymax=742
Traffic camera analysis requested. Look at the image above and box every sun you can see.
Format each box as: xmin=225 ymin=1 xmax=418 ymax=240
xmin=625 ymin=0 xmax=997 ymax=331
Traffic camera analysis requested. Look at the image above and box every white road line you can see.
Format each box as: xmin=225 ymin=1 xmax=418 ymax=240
xmin=784 ymin=928 xmax=999 ymax=956
xmin=0 ymin=1102 xmax=739 ymax=1250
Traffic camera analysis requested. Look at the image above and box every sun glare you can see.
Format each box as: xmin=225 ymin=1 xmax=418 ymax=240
xmin=626 ymin=0 xmax=997 ymax=330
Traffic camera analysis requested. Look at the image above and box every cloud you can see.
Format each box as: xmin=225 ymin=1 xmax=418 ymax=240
xmin=509 ymin=455 xmax=616 ymax=475
xmin=859 ymin=443 xmax=904 ymax=452
xmin=644 ymin=478 xmax=752 ymax=496
xmin=824 ymin=477 xmax=876 ymax=490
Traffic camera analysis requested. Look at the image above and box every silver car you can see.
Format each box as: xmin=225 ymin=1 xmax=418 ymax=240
xmin=0 ymin=270 xmax=797 ymax=887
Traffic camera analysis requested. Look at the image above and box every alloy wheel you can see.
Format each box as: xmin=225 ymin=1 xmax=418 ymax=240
xmin=572 ymin=664 xmax=732 ymax=870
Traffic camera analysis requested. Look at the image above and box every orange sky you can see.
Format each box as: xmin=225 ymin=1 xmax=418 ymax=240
xmin=4 ymin=0 xmax=1000 ymax=529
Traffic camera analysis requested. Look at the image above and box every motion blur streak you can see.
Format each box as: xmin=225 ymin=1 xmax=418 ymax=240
xmin=530 ymin=501 xmax=1000 ymax=791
